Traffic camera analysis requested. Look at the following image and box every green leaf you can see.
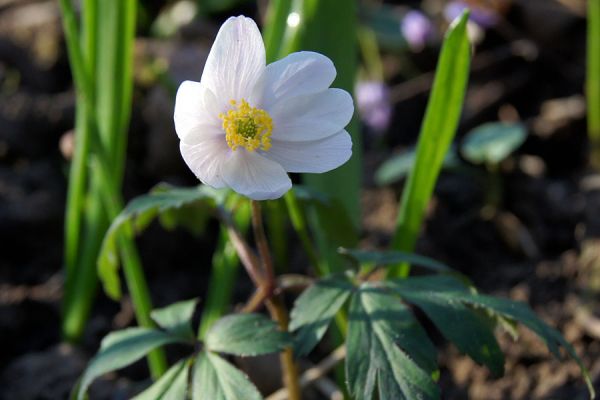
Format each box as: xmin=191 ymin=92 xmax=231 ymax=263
xmin=205 ymin=313 xmax=290 ymax=356
xmin=375 ymin=147 xmax=460 ymax=186
xmin=390 ymin=277 xmax=505 ymax=376
xmin=78 ymin=328 xmax=186 ymax=400
xmin=389 ymin=274 xmax=594 ymax=397
xmin=150 ymin=298 xmax=198 ymax=339
xmin=132 ymin=358 xmax=190 ymax=400
xmin=390 ymin=11 xmax=471 ymax=277
xmin=192 ymin=352 xmax=262 ymax=400
xmin=289 ymin=274 xmax=354 ymax=356
xmin=346 ymin=284 xmax=440 ymax=400
xmin=98 ymin=184 xmax=226 ymax=300
xmin=461 ymin=122 xmax=527 ymax=165
xmin=456 ymin=293 xmax=595 ymax=397
xmin=339 ymin=248 xmax=453 ymax=273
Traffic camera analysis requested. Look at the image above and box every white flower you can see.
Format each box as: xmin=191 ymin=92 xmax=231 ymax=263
xmin=174 ymin=16 xmax=354 ymax=200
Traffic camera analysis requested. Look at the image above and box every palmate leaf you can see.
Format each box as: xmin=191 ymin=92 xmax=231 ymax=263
xmin=346 ymin=283 xmax=440 ymax=400
xmin=289 ymin=274 xmax=354 ymax=356
xmin=77 ymin=328 xmax=187 ymax=400
xmin=192 ymin=352 xmax=263 ymax=400
xmin=98 ymin=184 xmax=227 ymax=300
xmin=389 ymin=275 xmax=595 ymax=397
xmin=205 ymin=313 xmax=290 ymax=356
xmin=150 ymin=298 xmax=198 ymax=340
xmin=132 ymin=358 xmax=190 ymax=400
xmin=389 ymin=276 xmax=505 ymax=376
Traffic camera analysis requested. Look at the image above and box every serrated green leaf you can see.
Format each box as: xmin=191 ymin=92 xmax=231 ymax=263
xmin=390 ymin=11 xmax=471 ymax=277
xmin=205 ymin=313 xmax=290 ymax=356
xmin=389 ymin=274 xmax=594 ymax=397
xmin=150 ymin=298 xmax=198 ymax=339
xmin=390 ymin=277 xmax=505 ymax=376
xmin=132 ymin=358 xmax=190 ymax=400
xmin=78 ymin=328 xmax=186 ymax=400
xmin=375 ymin=147 xmax=460 ymax=186
xmin=346 ymin=284 xmax=440 ymax=400
xmin=339 ymin=248 xmax=453 ymax=273
xmin=461 ymin=122 xmax=527 ymax=165
xmin=98 ymin=184 xmax=226 ymax=300
xmin=192 ymin=352 xmax=263 ymax=400
xmin=289 ymin=274 xmax=354 ymax=356
xmin=457 ymin=293 xmax=595 ymax=397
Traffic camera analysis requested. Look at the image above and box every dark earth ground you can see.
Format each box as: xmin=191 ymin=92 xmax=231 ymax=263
xmin=1 ymin=0 xmax=600 ymax=399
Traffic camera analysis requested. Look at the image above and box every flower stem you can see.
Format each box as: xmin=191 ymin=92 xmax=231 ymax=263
xmin=251 ymin=200 xmax=301 ymax=400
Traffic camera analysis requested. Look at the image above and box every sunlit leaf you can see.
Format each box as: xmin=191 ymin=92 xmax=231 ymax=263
xmin=98 ymin=184 xmax=226 ymax=300
xmin=192 ymin=352 xmax=262 ymax=400
xmin=78 ymin=328 xmax=186 ymax=400
xmin=132 ymin=358 xmax=190 ymax=400
xmin=390 ymin=11 xmax=471 ymax=277
xmin=205 ymin=313 xmax=290 ymax=356
xmin=150 ymin=298 xmax=198 ymax=340
xmin=346 ymin=283 xmax=440 ymax=400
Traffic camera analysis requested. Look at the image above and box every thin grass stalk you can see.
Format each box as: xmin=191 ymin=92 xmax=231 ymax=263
xmin=263 ymin=0 xmax=292 ymax=62
xmin=588 ymin=0 xmax=600 ymax=167
xmin=60 ymin=0 xmax=100 ymax=340
xmin=389 ymin=12 xmax=471 ymax=278
xmin=92 ymin=155 xmax=167 ymax=378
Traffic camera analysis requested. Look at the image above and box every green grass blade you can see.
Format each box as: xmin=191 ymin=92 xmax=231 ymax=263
xmin=263 ymin=0 xmax=292 ymax=63
xmin=588 ymin=0 xmax=600 ymax=168
xmin=388 ymin=12 xmax=471 ymax=277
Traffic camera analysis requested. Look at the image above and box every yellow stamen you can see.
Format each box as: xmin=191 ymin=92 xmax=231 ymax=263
xmin=219 ymin=99 xmax=273 ymax=151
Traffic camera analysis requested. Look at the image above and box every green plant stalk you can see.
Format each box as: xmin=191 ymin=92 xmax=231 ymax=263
xmin=62 ymin=177 xmax=107 ymax=340
xmin=263 ymin=0 xmax=292 ymax=62
xmin=60 ymin=0 xmax=100 ymax=339
xmin=60 ymin=0 xmax=165 ymax=376
xmin=92 ymin=156 xmax=167 ymax=378
xmin=60 ymin=0 xmax=95 ymax=280
xmin=198 ymin=200 xmax=251 ymax=339
xmin=284 ymin=191 xmax=320 ymax=270
xmin=95 ymin=0 xmax=136 ymax=183
xmin=588 ymin=0 xmax=600 ymax=168
xmin=389 ymin=12 xmax=471 ymax=278
xmin=266 ymin=200 xmax=288 ymax=272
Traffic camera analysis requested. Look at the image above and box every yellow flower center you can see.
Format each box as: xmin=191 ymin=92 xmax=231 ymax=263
xmin=220 ymin=99 xmax=273 ymax=152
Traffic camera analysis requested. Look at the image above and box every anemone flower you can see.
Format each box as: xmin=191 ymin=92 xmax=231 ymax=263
xmin=174 ymin=16 xmax=354 ymax=200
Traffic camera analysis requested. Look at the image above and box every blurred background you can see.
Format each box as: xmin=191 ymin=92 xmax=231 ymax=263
xmin=0 ymin=0 xmax=599 ymax=398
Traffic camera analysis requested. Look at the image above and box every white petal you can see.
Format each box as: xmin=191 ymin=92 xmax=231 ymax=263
xmin=174 ymin=81 xmax=222 ymax=141
xmin=221 ymin=150 xmax=291 ymax=200
xmin=180 ymin=134 xmax=230 ymax=188
xmin=200 ymin=16 xmax=266 ymax=107
xmin=262 ymin=51 xmax=336 ymax=109
xmin=263 ymin=130 xmax=352 ymax=173
xmin=269 ymin=88 xmax=354 ymax=142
